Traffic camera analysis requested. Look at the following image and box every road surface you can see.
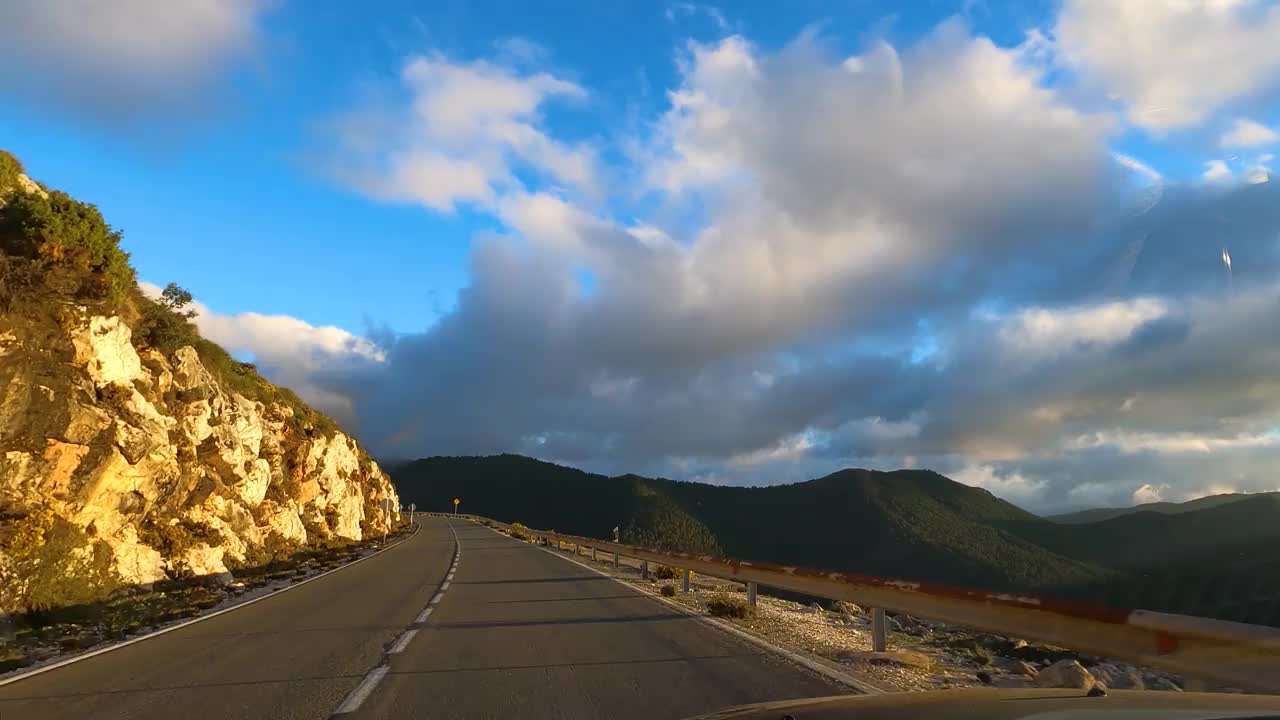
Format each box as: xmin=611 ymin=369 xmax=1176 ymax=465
xmin=0 ymin=516 xmax=847 ymax=719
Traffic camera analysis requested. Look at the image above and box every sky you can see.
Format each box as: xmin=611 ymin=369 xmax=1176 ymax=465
xmin=3 ymin=0 xmax=1280 ymax=513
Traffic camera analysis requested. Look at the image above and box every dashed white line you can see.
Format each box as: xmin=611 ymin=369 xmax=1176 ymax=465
xmin=330 ymin=519 xmax=462 ymax=718
xmin=333 ymin=664 xmax=390 ymax=715
xmin=389 ymin=629 xmax=418 ymax=654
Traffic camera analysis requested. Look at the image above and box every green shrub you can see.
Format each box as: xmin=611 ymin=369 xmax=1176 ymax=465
xmin=0 ymin=190 xmax=134 ymax=304
xmin=0 ymin=149 xmax=23 ymax=192
xmin=706 ymin=594 xmax=752 ymax=619
xmin=0 ymin=507 xmax=121 ymax=613
xmin=653 ymin=564 xmax=679 ymax=580
xmin=136 ymin=518 xmax=220 ymax=561
xmin=659 ymin=584 xmax=677 ymax=597
xmin=133 ymin=284 xmax=198 ymax=354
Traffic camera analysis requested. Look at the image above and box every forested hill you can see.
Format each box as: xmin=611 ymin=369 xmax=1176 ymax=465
xmin=393 ymin=454 xmax=1280 ymax=626
xmin=392 ymin=455 xmax=1104 ymax=592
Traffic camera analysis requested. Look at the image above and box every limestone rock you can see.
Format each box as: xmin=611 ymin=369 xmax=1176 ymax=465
xmin=73 ymin=316 xmax=143 ymax=388
xmin=1 ymin=309 xmax=399 ymax=614
xmin=180 ymin=543 xmax=230 ymax=581
xmin=1091 ymin=662 xmax=1144 ymax=690
xmin=994 ymin=657 xmax=1039 ymax=679
xmin=1034 ymin=659 xmax=1097 ymax=690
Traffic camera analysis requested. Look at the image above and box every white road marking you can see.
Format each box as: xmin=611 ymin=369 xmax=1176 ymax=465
xmin=415 ymin=606 xmax=434 ymax=623
xmin=428 ymin=594 xmax=443 ymax=605
xmin=0 ymin=522 xmax=423 ymax=689
xmin=439 ymin=581 xmax=451 ymax=591
xmin=333 ymin=664 xmax=390 ymax=714
xmin=389 ymin=629 xmax=418 ymax=654
xmin=530 ymin=540 xmax=884 ymax=695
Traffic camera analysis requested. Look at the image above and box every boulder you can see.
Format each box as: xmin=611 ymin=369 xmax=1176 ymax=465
xmin=1034 ymin=659 xmax=1097 ymax=690
xmin=1091 ymin=663 xmax=1144 ymax=690
xmin=994 ymin=657 xmax=1039 ymax=678
xmin=181 ymin=544 xmax=231 ymax=583
xmin=1147 ymin=676 xmax=1183 ymax=692
xmin=834 ymin=601 xmax=863 ymax=616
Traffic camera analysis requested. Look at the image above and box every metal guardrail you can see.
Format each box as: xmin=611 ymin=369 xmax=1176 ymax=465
xmin=434 ymin=512 xmax=1280 ymax=692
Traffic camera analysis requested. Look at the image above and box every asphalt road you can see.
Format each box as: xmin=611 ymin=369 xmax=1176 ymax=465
xmin=0 ymin=517 xmax=848 ymax=719
xmin=350 ymin=520 xmax=845 ymax=720
xmin=0 ymin=519 xmax=455 ymax=720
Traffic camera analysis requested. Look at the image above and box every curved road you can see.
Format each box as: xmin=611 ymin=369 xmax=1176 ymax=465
xmin=0 ymin=517 xmax=847 ymax=719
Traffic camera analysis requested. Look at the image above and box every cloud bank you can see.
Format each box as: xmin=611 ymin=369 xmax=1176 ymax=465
xmin=199 ymin=3 xmax=1280 ymax=512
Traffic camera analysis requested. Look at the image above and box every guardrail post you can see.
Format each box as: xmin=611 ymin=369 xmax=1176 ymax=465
xmin=592 ymin=546 xmax=597 ymax=561
xmin=681 ymin=569 xmax=691 ymax=593
xmin=641 ymin=561 xmax=649 ymax=579
xmin=871 ymin=608 xmax=887 ymax=652
xmin=747 ymin=581 xmax=757 ymax=606
xmin=613 ymin=551 xmax=619 ymax=569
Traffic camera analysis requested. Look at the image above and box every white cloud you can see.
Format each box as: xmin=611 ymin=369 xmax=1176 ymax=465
xmin=1054 ymin=0 xmax=1280 ymax=131
xmin=1221 ymin=117 xmax=1279 ymax=147
xmin=326 ymin=51 xmax=595 ymax=212
xmin=1069 ymin=429 xmax=1280 ymax=454
xmin=952 ymin=464 xmax=1046 ymax=503
xmin=0 ymin=0 xmax=268 ymax=122
xmin=996 ymin=298 xmax=1168 ymax=357
xmin=1132 ymin=482 xmax=1168 ymax=504
xmin=139 ymin=282 xmax=384 ymax=423
xmin=1203 ymin=159 xmax=1232 ymax=180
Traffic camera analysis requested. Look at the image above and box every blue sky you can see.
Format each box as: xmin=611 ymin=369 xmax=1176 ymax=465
xmin=3 ymin=1 xmax=1280 ymax=511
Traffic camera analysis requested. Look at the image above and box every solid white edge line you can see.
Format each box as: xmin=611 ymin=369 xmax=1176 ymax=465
xmin=0 ymin=521 xmax=423 ymax=689
xmin=466 ymin=519 xmax=883 ymax=696
xmin=389 ymin=629 xmax=419 ymax=654
xmin=333 ymin=664 xmax=390 ymax=714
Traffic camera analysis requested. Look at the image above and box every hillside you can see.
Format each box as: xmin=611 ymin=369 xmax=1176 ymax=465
xmin=1047 ymin=491 xmax=1277 ymax=524
xmin=0 ymin=150 xmax=399 ymax=615
xmin=393 ymin=455 xmax=1109 ymax=592
xmin=392 ymin=454 xmax=1280 ymax=626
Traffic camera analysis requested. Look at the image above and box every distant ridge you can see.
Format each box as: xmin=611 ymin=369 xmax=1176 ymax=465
xmin=1046 ymin=491 xmax=1280 ymax=524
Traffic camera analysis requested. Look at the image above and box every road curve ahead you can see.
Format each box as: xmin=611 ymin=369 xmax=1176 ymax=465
xmin=348 ymin=519 xmax=846 ymax=720
xmin=0 ymin=518 xmax=455 ymax=720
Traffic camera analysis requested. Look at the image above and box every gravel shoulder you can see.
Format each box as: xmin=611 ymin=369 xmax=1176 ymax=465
xmin=508 ymin=529 xmax=1208 ymax=694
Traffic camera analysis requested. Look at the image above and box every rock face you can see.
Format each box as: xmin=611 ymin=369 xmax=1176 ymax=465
xmin=1034 ymin=659 xmax=1097 ymax=690
xmin=0 ymin=305 xmax=399 ymax=613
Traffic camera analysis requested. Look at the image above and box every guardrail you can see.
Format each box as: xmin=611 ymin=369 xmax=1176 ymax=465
xmin=434 ymin=512 xmax=1280 ymax=693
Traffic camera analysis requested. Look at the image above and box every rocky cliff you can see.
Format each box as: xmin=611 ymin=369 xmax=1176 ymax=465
xmin=0 ymin=156 xmax=399 ymax=615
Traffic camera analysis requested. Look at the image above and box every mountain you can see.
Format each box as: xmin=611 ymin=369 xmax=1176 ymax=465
xmin=0 ymin=150 xmax=399 ymax=615
xmin=1047 ymin=492 xmax=1278 ymax=524
xmin=393 ymin=455 xmax=1109 ymax=593
xmin=392 ymin=454 xmax=1280 ymax=626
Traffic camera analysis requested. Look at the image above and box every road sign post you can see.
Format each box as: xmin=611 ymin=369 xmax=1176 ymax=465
xmin=452 ymin=498 xmax=460 ymax=515
xmin=871 ymin=607 xmax=887 ymax=652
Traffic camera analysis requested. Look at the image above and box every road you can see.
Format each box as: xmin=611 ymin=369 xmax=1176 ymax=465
xmin=0 ymin=516 xmax=848 ymax=719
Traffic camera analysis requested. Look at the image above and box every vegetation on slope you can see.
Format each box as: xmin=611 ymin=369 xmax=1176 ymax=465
xmin=0 ymin=148 xmax=342 ymax=437
xmin=391 ymin=454 xmax=1280 ymax=626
